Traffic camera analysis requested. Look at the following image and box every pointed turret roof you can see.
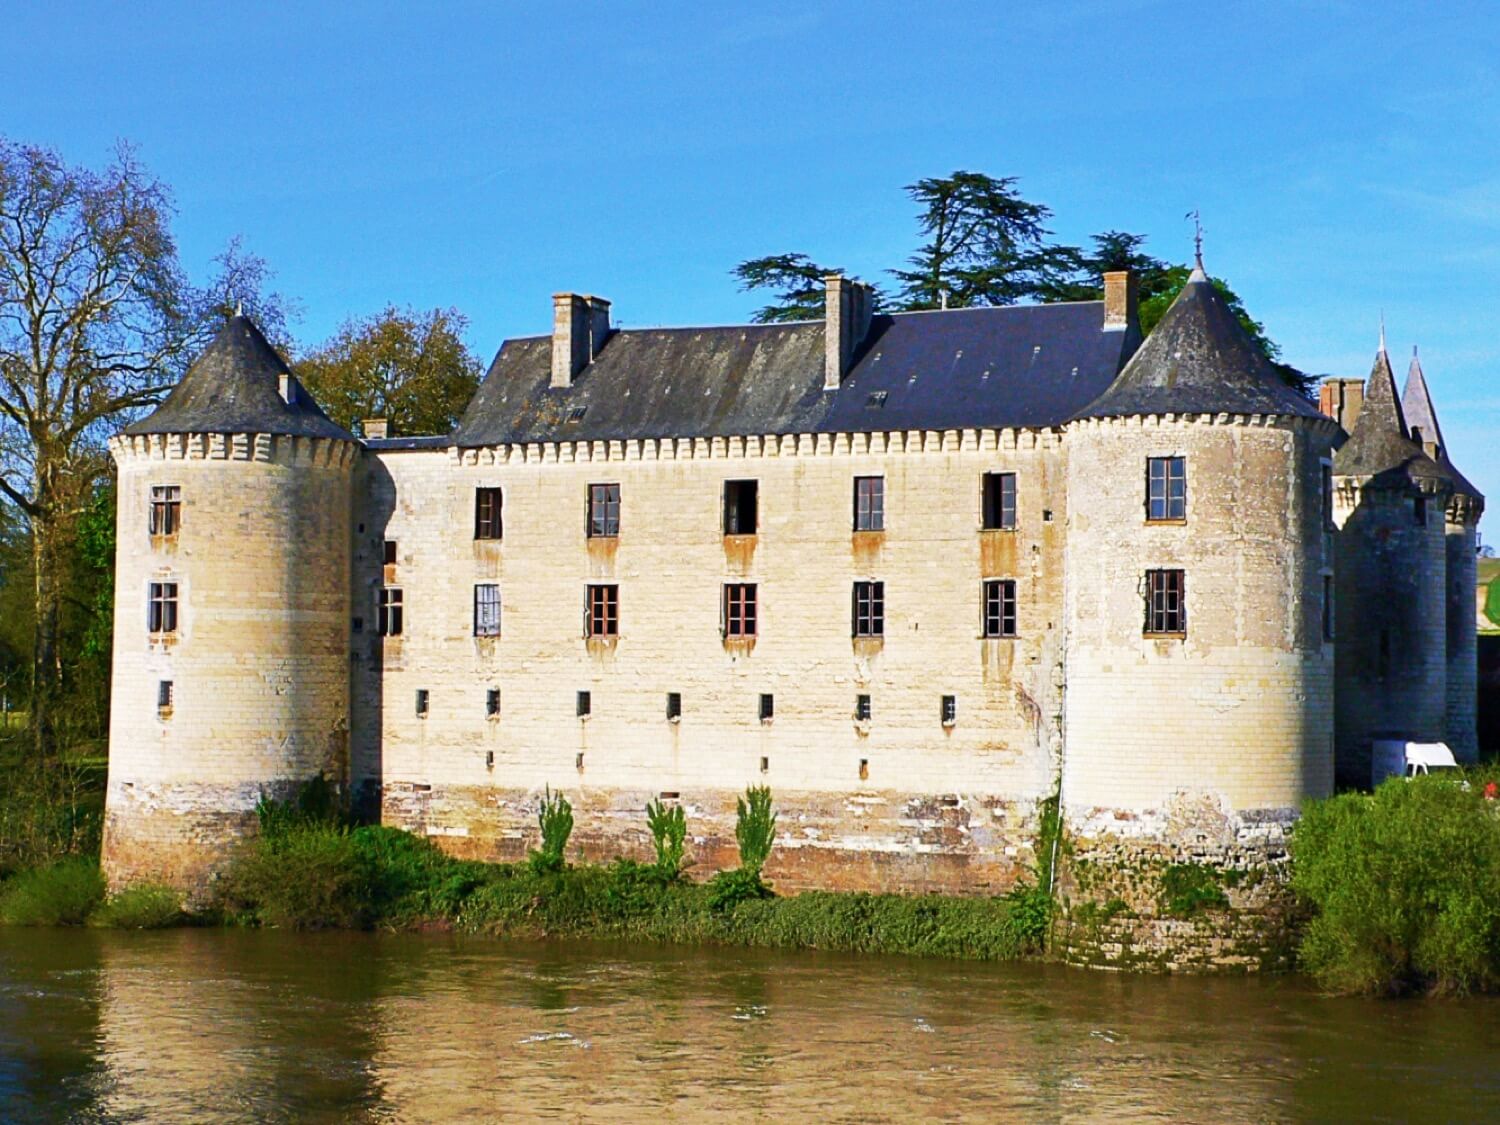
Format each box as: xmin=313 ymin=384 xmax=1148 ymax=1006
xmin=1333 ymin=342 xmax=1446 ymax=490
xmin=1402 ymin=350 xmax=1483 ymax=501
xmin=124 ymin=315 xmax=352 ymax=439
xmin=1074 ymin=266 xmax=1321 ymax=421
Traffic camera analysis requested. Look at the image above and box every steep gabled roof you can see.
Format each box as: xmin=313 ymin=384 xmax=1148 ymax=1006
xmin=1402 ymin=351 xmax=1483 ymax=501
xmin=1073 ymin=266 xmax=1321 ymax=420
xmin=123 ymin=315 xmax=352 ymax=440
xmin=451 ymin=301 xmax=1138 ymax=446
xmin=1333 ymin=345 xmax=1446 ymax=490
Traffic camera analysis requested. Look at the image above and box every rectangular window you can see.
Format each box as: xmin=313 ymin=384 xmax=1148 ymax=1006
xmin=1414 ymin=496 xmax=1427 ymax=526
xmin=759 ymin=693 xmax=774 ymax=721
xmin=941 ymin=694 xmax=957 ymax=725
xmin=1321 ymin=463 xmax=1334 ymax=529
xmin=577 ymin=690 xmax=592 ymax=717
xmin=1147 ymin=456 xmax=1187 ymax=521
xmin=855 ymin=693 xmax=872 ymax=721
xmin=1144 ymin=569 xmax=1187 ymax=636
xmin=723 ymin=583 xmax=758 ymax=637
xmin=586 ymin=583 xmax=619 ymax=637
xmin=475 ymin=487 xmax=504 ymax=540
xmin=854 ymin=476 xmax=885 ymax=531
xmin=852 ymin=580 xmax=885 ymax=637
xmin=149 ymin=485 xmax=181 ymax=535
xmin=415 ymin=689 xmax=429 ymax=717
xmin=147 ymin=581 xmax=179 ymax=634
xmin=486 ymin=688 xmax=501 ymax=717
xmin=157 ymin=680 xmax=174 ymax=715
xmin=588 ymin=482 xmax=621 ymax=538
xmin=724 ymin=479 xmax=758 ymax=535
xmin=377 ymin=587 xmax=403 ymax=636
xmin=983 ymin=579 xmax=1018 ymax=638
xmin=383 ymin=540 xmax=398 ymax=566
xmin=473 ymin=584 xmax=502 ymax=637
xmin=666 ymin=692 xmax=682 ymax=720
xmin=1323 ymin=575 xmax=1335 ymax=642
xmin=982 ymin=472 xmax=1017 ymax=530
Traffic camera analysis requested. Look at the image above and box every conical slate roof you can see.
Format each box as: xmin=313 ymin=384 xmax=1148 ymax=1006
xmin=1333 ymin=344 xmax=1446 ymax=490
xmin=123 ymin=315 xmax=352 ymax=439
xmin=1402 ymin=351 xmax=1482 ymax=501
xmin=1074 ymin=266 xmax=1321 ymax=420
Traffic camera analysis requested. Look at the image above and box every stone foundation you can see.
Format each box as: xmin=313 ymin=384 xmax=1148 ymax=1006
xmin=369 ymin=781 xmax=1044 ymax=896
xmin=1051 ymin=796 xmax=1300 ymax=972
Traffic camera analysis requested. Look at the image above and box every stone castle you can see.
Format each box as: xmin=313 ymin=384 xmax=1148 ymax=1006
xmin=100 ymin=264 xmax=1483 ymax=963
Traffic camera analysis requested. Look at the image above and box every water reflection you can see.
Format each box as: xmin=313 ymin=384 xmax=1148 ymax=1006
xmin=2 ymin=929 xmax=1499 ymax=1122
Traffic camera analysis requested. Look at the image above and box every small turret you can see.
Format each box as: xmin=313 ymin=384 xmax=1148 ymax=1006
xmin=103 ymin=315 xmax=358 ymax=898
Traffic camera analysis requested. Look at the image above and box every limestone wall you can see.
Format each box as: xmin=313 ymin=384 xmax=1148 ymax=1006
xmin=351 ymin=429 xmax=1067 ymax=890
xmin=102 ymin=432 xmax=356 ymax=892
xmin=1061 ymin=414 xmax=1337 ymax=818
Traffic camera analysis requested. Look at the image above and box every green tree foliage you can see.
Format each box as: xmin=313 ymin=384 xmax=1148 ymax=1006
xmin=1036 ymin=230 xmax=1174 ymax=304
xmin=296 ymin=306 xmax=482 ymax=437
xmin=1291 ymin=776 xmax=1500 ymax=995
xmin=732 ymin=253 xmax=845 ymax=324
xmin=893 ymin=171 xmax=1078 ymax=310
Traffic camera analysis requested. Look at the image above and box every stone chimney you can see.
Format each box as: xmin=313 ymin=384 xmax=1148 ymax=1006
xmin=1102 ymin=271 xmax=1139 ymax=331
xmin=363 ymin=418 xmax=389 ymax=440
xmin=552 ymin=293 xmax=612 ymax=388
xmin=824 ymin=275 xmax=875 ymax=390
xmin=1319 ymin=377 xmax=1365 ymax=433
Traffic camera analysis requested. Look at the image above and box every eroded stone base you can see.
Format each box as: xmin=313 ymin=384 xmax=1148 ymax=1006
xmin=1052 ymin=795 xmax=1300 ymax=973
xmin=367 ymin=780 xmax=1044 ymax=896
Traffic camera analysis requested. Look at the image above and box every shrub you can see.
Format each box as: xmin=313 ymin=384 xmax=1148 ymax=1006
xmin=91 ymin=884 xmax=183 ymax=929
xmin=645 ymin=798 xmax=687 ymax=881
xmin=735 ymin=786 xmax=776 ymax=873
xmin=1291 ymin=776 xmax=1500 ymax=994
xmin=528 ymin=787 xmax=573 ymax=876
xmin=220 ymin=823 xmax=370 ymax=930
xmin=1003 ymin=883 xmax=1054 ymax=947
xmin=708 ymin=866 xmax=774 ymax=912
xmin=0 ymin=856 xmax=105 ymax=925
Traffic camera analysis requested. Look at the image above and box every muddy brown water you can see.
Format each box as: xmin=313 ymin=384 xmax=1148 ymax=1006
xmin=3 ymin=928 xmax=1499 ymax=1122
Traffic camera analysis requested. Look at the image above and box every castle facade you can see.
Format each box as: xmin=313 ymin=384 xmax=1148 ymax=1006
xmin=100 ymin=266 xmax=1483 ymax=962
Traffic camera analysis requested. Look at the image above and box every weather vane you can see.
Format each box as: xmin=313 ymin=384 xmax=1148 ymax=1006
xmin=1186 ymin=210 xmax=1204 ymax=269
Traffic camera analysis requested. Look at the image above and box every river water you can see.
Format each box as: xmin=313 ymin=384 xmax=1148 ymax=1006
xmin=2 ymin=929 xmax=1498 ymax=1122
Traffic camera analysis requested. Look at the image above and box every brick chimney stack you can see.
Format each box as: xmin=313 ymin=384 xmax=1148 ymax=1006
xmin=552 ymin=293 xmax=612 ymax=388
xmin=1102 ymin=271 xmax=1139 ymax=331
xmin=824 ymin=275 xmax=875 ymax=390
xmin=1319 ymin=377 xmax=1365 ymax=433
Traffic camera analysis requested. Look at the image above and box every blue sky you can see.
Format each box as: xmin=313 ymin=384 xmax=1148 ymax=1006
xmin=9 ymin=1 xmax=1498 ymax=518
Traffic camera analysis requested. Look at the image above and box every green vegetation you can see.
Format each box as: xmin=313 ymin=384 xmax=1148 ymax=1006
xmin=1482 ymin=567 xmax=1500 ymax=634
xmin=1158 ymin=863 xmax=1231 ymax=919
xmin=0 ymin=856 xmax=104 ymax=925
xmin=1291 ymin=774 xmax=1500 ymax=995
xmin=529 ymin=786 xmax=574 ymax=876
xmin=707 ymin=785 xmax=778 ymax=910
xmin=91 ymin=884 xmax=184 ymax=930
xmin=644 ymin=797 xmax=687 ymax=881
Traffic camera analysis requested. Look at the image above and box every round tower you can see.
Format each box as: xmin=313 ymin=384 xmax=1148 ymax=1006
xmin=102 ymin=316 xmax=358 ymax=896
xmin=1330 ymin=344 xmax=1452 ymax=787
xmin=1401 ymin=350 xmax=1484 ymax=763
xmin=1056 ymin=266 xmax=1338 ymax=967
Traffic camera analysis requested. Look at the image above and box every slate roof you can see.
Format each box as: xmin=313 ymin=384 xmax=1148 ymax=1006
xmin=451 ymin=301 xmax=1139 ymax=446
xmin=1402 ymin=352 xmax=1483 ymax=501
xmin=123 ymin=315 xmax=352 ymax=440
xmin=1333 ymin=346 xmax=1447 ymax=491
xmin=1076 ymin=267 xmax=1323 ymax=420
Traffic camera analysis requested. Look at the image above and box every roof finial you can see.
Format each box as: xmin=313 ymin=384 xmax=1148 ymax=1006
xmin=1186 ymin=209 xmax=1205 ymax=271
xmin=1379 ymin=310 xmax=1386 ymax=353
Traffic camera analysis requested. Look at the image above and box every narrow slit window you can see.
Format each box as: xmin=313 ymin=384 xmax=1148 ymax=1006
xmin=982 ymin=472 xmax=1017 ymax=530
xmin=475 ymin=487 xmax=504 ymax=540
xmin=415 ymin=689 xmax=429 ymax=717
xmin=147 ymin=581 xmax=179 ymax=634
xmin=378 ymin=586 xmax=403 ymax=636
xmin=1321 ymin=463 xmax=1334 ymax=529
xmin=983 ymin=579 xmax=1018 ymax=638
xmin=383 ymin=540 xmax=398 ymax=566
xmin=486 ymin=688 xmax=501 ymax=717
xmin=724 ymin=479 xmax=758 ymax=535
xmin=1144 ymin=569 xmax=1187 ymax=636
xmin=586 ymin=584 xmax=619 ymax=637
xmin=1414 ymin=496 xmax=1427 ymax=526
xmin=149 ymin=485 xmax=181 ymax=535
xmin=576 ymin=690 xmax=592 ymax=717
xmin=473 ymin=584 xmax=502 ymax=637
xmin=941 ymin=695 xmax=957 ymax=725
xmin=157 ymin=680 xmax=174 ymax=715
xmin=759 ymin=693 xmax=774 ymax=721
xmin=1322 ymin=575 xmax=1335 ymax=642
xmin=666 ymin=692 xmax=682 ymax=720
xmin=854 ymin=476 xmax=885 ymax=531
xmin=588 ymin=482 xmax=621 ymax=537
xmin=852 ymin=580 xmax=884 ymax=637
xmin=723 ymin=583 xmax=758 ymax=637
xmin=1147 ymin=456 xmax=1187 ymax=521
xmin=855 ymin=694 xmax=872 ymax=722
